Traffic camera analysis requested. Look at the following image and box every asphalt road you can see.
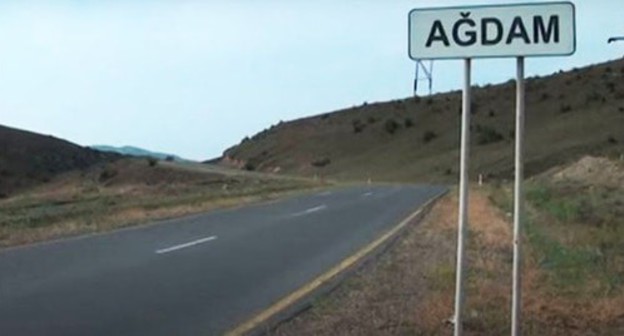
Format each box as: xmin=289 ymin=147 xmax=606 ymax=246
xmin=0 ymin=185 xmax=445 ymax=336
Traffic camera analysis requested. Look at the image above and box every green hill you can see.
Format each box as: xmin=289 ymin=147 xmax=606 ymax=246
xmin=219 ymin=58 xmax=624 ymax=183
xmin=0 ymin=125 xmax=116 ymax=197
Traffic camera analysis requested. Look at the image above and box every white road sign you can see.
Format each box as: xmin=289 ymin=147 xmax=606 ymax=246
xmin=409 ymin=2 xmax=575 ymax=60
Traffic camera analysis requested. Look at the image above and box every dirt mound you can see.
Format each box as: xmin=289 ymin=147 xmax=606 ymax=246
xmin=552 ymin=156 xmax=624 ymax=187
xmin=0 ymin=124 xmax=117 ymax=197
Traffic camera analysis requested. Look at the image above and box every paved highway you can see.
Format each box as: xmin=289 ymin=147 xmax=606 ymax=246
xmin=0 ymin=185 xmax=445 ymax=335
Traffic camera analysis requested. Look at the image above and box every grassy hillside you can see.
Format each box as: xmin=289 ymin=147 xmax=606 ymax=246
xmin=0 ymin=125 xmax=116 ymax=197
xmin=221 ymin=58 xmax=624 ymax=183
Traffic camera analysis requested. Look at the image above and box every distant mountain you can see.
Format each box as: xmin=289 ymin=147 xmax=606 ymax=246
xmin=0 ymin=125 xmax=117 ymax=196
xmin=91 ymin=145 xmax=188 ymax=162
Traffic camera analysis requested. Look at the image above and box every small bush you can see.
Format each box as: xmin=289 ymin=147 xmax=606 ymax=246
xmin=99 ymin=167 xmax=118 ymax=182
xmin=164 ymin=155 xmax=175 ymax=162
xmin=607 ymin=136 xmax=618 ymax=144
xmin=352 ymin=119 xmax=365 ymax=133
xmin=540 ymin=92 xmax=551 ymax=101
xmin=586 ymin=92 xmax=603 ymax=104
xmin=147 ymin=158 xmax=158 ymax=167
xmin=560 ymin=105 xmax=572 ymax=113
xmin=488 ymin=110 xmax=495 ymax=117
xmin=367 ymin=116 xmax=378 ymax=124
xmin=423 ymin=130 xmax=437 ymax=143
xmin=404 ymin=118 xmax=414 ymax=128
xmin=475 ymin=125 xmax=504 ymax=145
xmin=243 ymin=162 xmax=256 ymax=171
xmin=311 ymin=158 xmax=331 ymax=168
xmin=384 ymin=119 xmax=400 ymax=134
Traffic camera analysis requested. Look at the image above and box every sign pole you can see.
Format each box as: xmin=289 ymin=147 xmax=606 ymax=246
xmin=454 ymin=57 xmax=471 ymax=336
xmin=511 ymin=56 xmax=525 ymax=336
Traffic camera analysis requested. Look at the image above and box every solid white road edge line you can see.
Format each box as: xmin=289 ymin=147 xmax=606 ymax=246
xmin=155 ymin=236 xmax=218 ymax=254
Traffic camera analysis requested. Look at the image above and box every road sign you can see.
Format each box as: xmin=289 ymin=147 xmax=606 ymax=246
xmin=409 ymin=2 xmax=575 ymax=60
xmin=407 ymin=2 xmax=576 ymax=336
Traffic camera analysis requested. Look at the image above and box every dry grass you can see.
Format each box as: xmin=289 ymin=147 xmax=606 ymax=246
xmin=0 ymin=159 xmax=323 ymax=248
xmin=271 ymin=180 xmax=624 ymax=335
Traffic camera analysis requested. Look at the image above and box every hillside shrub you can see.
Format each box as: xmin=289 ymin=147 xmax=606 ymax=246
xmin=560 ymin=105 xmax=572 ymax=113
xmin=423 ymin=130 xmax=437 ymax=143
xmin=99 ymin=167 xmax=118 ymax=182
xmin=165 ymin=155 xmax=175 ymax=162
xmin=367 ymin=116 xmax=378 ymax=124
xmin=404 ymin=118 xmax=414 ymax=128
xmin=311 ymin=158 xmax=331 ymax=168
xmin=352 ymin=119 xmax=365 ymax=133
xmin=475 ymin=125 xmax=504 ymax=145
xmin=384 ymin=119 xmax=400 ymax=134
xmin=586 ymin=92 xmax=604 ymax=104
xmin=147 ymin=158 xmax=158 ymax=167
xmin=243 ymin=162 xmax=256 ymax=171
xmin=540 ymin=93 xmax=551 ymax=101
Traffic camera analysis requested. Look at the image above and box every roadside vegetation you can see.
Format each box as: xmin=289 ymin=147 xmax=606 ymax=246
xmin=0 ymin=159 xmax=324 ymax=248
xmin=271 ymin=156 xmax=624 ymax=335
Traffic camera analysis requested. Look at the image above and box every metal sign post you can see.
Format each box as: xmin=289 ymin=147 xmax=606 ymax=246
xmin=454 ymin=58 xmax=471 ymax=336
xmin=512 ymin=56 xmax=525 ymax=336
xmin=408 ymin=3 xmax=575 ymax=335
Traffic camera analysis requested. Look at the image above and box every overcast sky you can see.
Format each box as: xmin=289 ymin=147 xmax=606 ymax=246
xmin=0 ymin=0 xmax=622 ymax=160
